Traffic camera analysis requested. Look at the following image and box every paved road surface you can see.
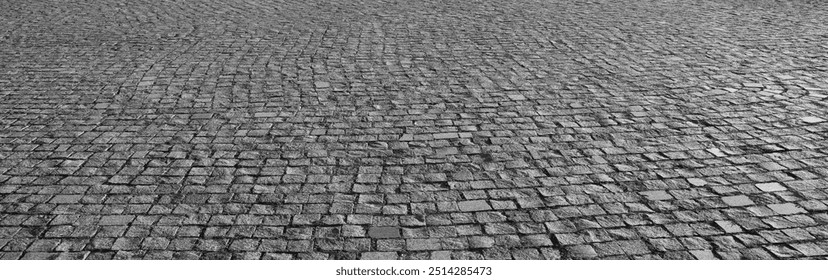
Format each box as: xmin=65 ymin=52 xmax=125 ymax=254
xmin=1 ymin=0 xmax=828 ymax=259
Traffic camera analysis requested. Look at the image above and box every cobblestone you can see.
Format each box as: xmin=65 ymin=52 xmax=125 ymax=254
xmin=756 ymin=183 xmax=787 ymax=193
xmin=1 ymin=0 xmax=828 ymax=260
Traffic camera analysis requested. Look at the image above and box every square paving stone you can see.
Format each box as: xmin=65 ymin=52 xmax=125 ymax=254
xmin=619 ymin=240 xmax=651 ymax=255
xmin=789 ymin=243 xmax=828 ymax=257
xmin=756 ymin=183 xmax=786 ymax=192
xmin=594 ymin=242 xmax=625 ymax=257
xmin=706 ymin=148 xmax=727 ymax=157
xmin=469 ymin=236 xmax=495 ymax=248
xmin=430 ymin=251 xmax=452 ymax=260
xmin=722 ymin=195 xmax=754 ymax=207
xmin=767 ymin=203 xmax=807 ymax=215
xmin=714 ymin=221 xmax=743 ymax=233
xmin=361 ymin=252 xmax=398 ymax=260
xmin=433 ymin=133 xmax=459 ymax=140
xmin=687 ymin=178 xmax=707 ymax=187
xmin=540 ymin=248 xmax=562 ymax=260
xmin=57 ymin=252 xmax=88 ymax=260
xmin=368 ymin=227 xmax=401 ymax=239
xmin=512 ymin=248 xmax=542 ymax=260
xmin=458 ymin=200 xmax=492 ymax=212
xmin=508 ymin=94 xmax=527 ymax=101
xmin=342 ymin=225 xmax=365 ymax=237
xmin=112 ymin=238 xmax=142 ymax=251
xmin=191 ymin=113 xmax=213 ymax=119
xmin=50 ymin=195 xmax=82 ymax=204
xmin=254 ymin=112 xmax=279 ymax=118
xmin=99 ymin=215 xmax=135 ymax=226
xmin=801 ymin=116 xmax=825 ymax=124
xmin=27 ymin=239 xmax=60 ymax=251
xmin=565 ymin=245 xmax=598 ymax=259
xmin=690 ymin=250 xmax=717 ymax=260
xmin=470 ymin=181 xmax=496 ymax=189
xmin=406 ymin=239 xmax=441 ymax=251
xmin=22 ymin=253 xmax=59 ymax=260
xmin=640 ymin=191 xmax=672 ymax=201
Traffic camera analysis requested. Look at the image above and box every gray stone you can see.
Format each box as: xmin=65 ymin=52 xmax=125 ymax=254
xmin=789 ymin=243 xmax=828 ymax=257
xmin=687 ymin=178 xmax=707 ymax=187
xmin=690 ymin=250 xmax=717 ymax=260
xmin=756 ymin=183 xmax=786 ymax=192
xmin=714 ymin=220 xmax=742 ymax=233
xmin=707 ymin=148 xmax=727 ymax=157
xmin=458 ymin=200 xmax=493 ymax=212
xmin=722 ymin=195 xmax=754 ymax=207
xmin=361 ymin=252 xmax=398 ymax=260
xmin=566 ymin=245 xmax=598 ymax=259
xmin=433 ymin=133 xmax=459 ymax=139
xmin=99 ymin=215 xmax=135 ymax=226
xmin=470 ymin=181 xmax=496 ymax=189
xmin=802 ymin=116 xmax=825 ymax=124
xmin=767 ymin=203 xmax=807 ymax=215
xmin=640 ymin=191 xmax=672 ymax=201
xmin=254 ymin=112 xmax=279 ymax=118
xmin=468 ymin=236 xmax=495 ymax=248
xmin=508 ymin=94 xmax=527 ymax=101
xmin=407 ymin=239 xmax=441 ymax=251
xmin=368 ymin=227 xmax=401 ymax=239
xmin=430 ymin=251 xmax=452 ymax=260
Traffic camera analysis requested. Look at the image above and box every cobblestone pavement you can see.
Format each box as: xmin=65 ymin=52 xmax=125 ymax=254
xmin=2 ymin=0 xmax=828 ymax=260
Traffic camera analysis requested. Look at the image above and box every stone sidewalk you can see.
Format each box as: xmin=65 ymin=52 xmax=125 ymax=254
xmin=1 ymin=0 xmax=827 ymax=259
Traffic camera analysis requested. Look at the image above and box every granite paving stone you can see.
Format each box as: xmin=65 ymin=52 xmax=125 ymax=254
xmin=767 ymin=204 xmax=808 ymax=215
xmin=689 ymin=250 xmax=717 ymax=260
xmin=722 ymin=196 xmax=755 ymax=207
xmin=640 ymin=191 xmax=673 ymax=201
xmin=1 ymin=0 xmax=828 ymax=260
xmin=367 ymin=227 xmax=401 ymax=239
xmin=756 ymin=183 xmax=787 ymax=193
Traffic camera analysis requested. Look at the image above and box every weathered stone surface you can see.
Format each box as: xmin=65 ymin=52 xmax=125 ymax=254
xmin=1 ymin=0 xmax=826 ymax=260
xmin=687 ymin=178 xmax=707 ymax=187
xmin=360 ymin=252 xmax=398 ymax=260
xmin=756 ymin=183 xmax=786 ymax=192
xmin=368 ymin=227 xmax=401 ymax=239
xmin=722 ymin=195 xmax=754 ymax=207
xmin=714 ymin=221 xmax=743 ymax=234
xmin=767 ymin=203 xmax=807 ymax=215
xmin=640 ymin=191 xmax=672 ymax=201
xmin=458 ymin=200 xmax=493 ymax=212
xmin=801 ymin=117 xmax=825 ymax=124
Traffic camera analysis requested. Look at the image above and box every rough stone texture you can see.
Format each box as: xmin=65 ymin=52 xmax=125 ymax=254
xmin=458 ymin=200 xmax=493 ymax=212
xmin=756 ymin=183 xmax=786 ymax=192
xmin=1 ymin=0 xmax=828 ymax=260
xmin=767 ymin=204 xmax=807 ymax=215
xmin=687 ymin=178 xmax=707 ymax=187
xmin=801 ymin=117 xmax=825 ymax=124
xmin=360 ymin=252 xmax=398 ymax=260
xmin=368 ymin=227 xmax=401 ymax=239
xmin=640 ymin=191 xmax=672 ymax=201
xmin=722 ymin=195 xmax=755 ymax=207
